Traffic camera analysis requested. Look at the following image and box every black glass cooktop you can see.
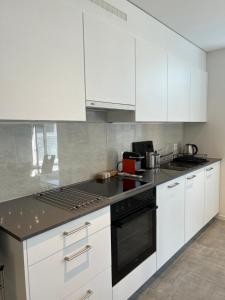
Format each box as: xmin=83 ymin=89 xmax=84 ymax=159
xmin=75 ymin=176 xmax=147 ymax=198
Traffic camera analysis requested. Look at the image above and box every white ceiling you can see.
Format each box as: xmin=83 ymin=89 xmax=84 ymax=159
xmin=128 ymin=0 xmax=225 ymax=52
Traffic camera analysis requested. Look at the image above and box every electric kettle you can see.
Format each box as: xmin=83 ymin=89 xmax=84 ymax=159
xmin=183 ymin=144 xmax=198 ymax=156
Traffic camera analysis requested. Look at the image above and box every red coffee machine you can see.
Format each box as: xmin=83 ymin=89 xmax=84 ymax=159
xmin=122 ymin=152 xmax=144 ymax=175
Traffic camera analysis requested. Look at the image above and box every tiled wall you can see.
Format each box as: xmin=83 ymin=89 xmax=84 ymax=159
xmin=0 ymin=121 xmax=183 ymax=202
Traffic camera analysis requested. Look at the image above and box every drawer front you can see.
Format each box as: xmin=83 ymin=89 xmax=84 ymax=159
xmin=27 ymin=206 xmax=110 ymax=266
xmin=63 ymin=268 xmax=112 ymax=300
xmin=157 ymin=176 xmax=185 ymax=195
xmin=205 ymin=162 xmax=220 ymax=177
xmin=28 ymin=227 xmax=111 ymax=300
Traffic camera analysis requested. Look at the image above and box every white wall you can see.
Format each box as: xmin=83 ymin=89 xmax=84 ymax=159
xmin=184 ymin=48 xmax=225 ymax=218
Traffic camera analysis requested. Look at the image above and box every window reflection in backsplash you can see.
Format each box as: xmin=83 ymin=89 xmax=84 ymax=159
xmin=31 ymin=123 xmax=58 ymax=176
xmin=0 ymin=122 xmax=61 ymax=202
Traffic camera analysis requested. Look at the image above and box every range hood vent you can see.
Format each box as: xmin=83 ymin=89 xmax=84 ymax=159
xmin=89 ymin=0 xmax=127 ymax=21
xmin=86 ymin=100 xmax=135 ymax=111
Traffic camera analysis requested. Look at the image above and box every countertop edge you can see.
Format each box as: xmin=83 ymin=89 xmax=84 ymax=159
xmin=0 ymin=158 xmax=222 ymax=242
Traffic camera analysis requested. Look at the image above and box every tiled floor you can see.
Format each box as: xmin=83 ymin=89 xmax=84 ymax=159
xmin=133 ymin=219 xmax=225 ymax=300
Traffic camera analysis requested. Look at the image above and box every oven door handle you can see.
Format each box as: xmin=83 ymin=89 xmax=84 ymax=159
xmin=112 ymin=205 xmax=158 ymax=228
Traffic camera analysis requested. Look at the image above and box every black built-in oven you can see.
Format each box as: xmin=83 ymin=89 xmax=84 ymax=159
xmin=111 ymin=187 xmax=157 ymax=286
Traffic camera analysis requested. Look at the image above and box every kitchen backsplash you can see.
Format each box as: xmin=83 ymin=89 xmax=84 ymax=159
xmin=0 ymin=121 xmax=183 ymax=202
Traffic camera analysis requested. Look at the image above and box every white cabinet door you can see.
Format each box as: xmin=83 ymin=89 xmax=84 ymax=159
xmin=185 ymin=169 xmax=205 ymax=243
xmin=64 ymin=268 xmax=112 ymax=300
xmin=157 ymin=177 xmax=185 ymax=270
xmin=0 ymin=0 xmax=86 ymax=121
xmin=84 ymin=14 xmax=135 ymax=107
xmin=28 ymin=227 xmax=111 ymax=300
xmin=168 ymin=55 xmax=190 ymax=121
xmin=136 ymin=38 xmax=167 ymax=121
xmin=204 ymin=162 xmax=220 ymax=224
xmin=190 ymin=68 xmax=208 ymax=122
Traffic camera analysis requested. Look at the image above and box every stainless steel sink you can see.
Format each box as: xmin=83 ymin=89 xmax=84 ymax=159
xmin=160 ymin=162 xmax=196 ymax=171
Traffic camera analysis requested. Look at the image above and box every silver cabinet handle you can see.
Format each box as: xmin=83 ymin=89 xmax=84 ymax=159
xmin=63 ymin=222 xmax=91 ymax=236
xmin=168 ymin=182 xmax=179 ymax=189
xmin=187 ymin=175 xmax=196 ymax=180
xmin=81 ymin=289 xmax=94 ymax=300
xmin=206 ymin=167 xmax=214 ymax=172
xmin=64 ymin=245 xmax=92 ymax=262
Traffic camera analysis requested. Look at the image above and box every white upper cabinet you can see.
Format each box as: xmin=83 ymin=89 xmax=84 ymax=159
xmin=168 ymin=55 xmax=190 ymax=122
xmin=84 ymin=13 xmax=135 ymax=109
xmin=0 ymin=0 xmax=86 ymax=121
xmin=190 ymin=68 xmax=208 ymax=122
xmin=136 ymin=39 xmax=167 ymax=121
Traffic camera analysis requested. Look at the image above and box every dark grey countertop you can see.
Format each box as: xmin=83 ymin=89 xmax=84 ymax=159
xmin=0 ymin=158 xmax=221 ymax=241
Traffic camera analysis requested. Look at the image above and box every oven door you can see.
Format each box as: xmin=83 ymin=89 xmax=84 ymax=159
xmin=111 ymin=204 xmax=157 ymax=286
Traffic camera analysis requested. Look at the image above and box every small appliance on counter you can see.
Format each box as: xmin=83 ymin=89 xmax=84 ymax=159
xmin=183 ymin=143 xmax=198 ymax=156
xmin=132 ymin=141 xmax=161 ymax=169
xmin=117 ymin=151 xmax=145 ymax=175
xmin=132 ymin=141 xmax=154 ymax=168
xmin=174 ymin=143 xmax=208 ymax=164
xmin=146 ymin=151 xmax=160 ymax=169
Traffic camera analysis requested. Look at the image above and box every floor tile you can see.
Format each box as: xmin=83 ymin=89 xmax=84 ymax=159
xmin=133 ymin=220 xmax=225 ymax=300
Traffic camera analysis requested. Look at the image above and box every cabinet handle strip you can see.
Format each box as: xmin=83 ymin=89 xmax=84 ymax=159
xmin=187 ymin=175 xmax=196 ymax=180
xmin=81 ymin=289 xmax=94 ymax=300
xmin=64 ymin=245 xmax=92 ymax=262
xmin=168 ymin=182 xmax=179 ymax=189
xmin=63 ymin=222 xmax=91 ymax=236
xmin=206 ymin=167 xmax=214 ymax=172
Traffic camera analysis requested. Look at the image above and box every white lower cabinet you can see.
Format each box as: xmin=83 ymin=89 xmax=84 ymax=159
xmin=28 ymin=226 xmax=111 ymax=300
xmin=204 ymin=162 xmax=220 ymax=224
xmin=157 ymin=177 xmax=185 ymax=270
xmin=184 ymin=169 xmax=205 ymax=243
xmin=156 ymin=162 xmax=220 ymax=272
xmin=64 ymin=268 xmax=112 ymax=300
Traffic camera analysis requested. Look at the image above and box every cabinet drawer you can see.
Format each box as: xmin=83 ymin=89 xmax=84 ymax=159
xmin=28 ymin=226 xmax=111 ymax=300
xmin=27 ymin=206 xmax=110 ymax=266
xmin=63 ymin=268 xmax=112 ymax=300
xmin=157 ymin=176 xmax=185 ymax=195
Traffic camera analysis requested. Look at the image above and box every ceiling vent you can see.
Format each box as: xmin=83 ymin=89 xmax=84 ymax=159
xmin=89 ymin=0 xmax=127 ymax=21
